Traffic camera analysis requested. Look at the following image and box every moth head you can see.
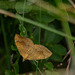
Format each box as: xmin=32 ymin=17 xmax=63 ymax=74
xmin=15 ymin=34 xmax=21 ymax=42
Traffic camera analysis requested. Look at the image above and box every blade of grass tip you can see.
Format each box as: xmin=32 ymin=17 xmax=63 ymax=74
xmin=1 ymin=15 xmax=10 ymax=69
xmin=33 ymin=61 xmax=43 ymax=75
xmin=0 ymin=9 xmax=75 ymax=40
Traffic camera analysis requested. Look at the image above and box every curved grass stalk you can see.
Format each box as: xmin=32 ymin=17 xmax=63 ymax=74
xmin=0 ymin=9 xmax=75 ymax=40
xmin=15 ymin=14 xmax=75 ymax=40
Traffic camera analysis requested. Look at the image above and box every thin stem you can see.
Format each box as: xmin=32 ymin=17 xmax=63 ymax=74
xmin=16 ymin=14 xmax=75 ymax=40
xmin=22 ymin=0 xmax=26 ymax=26
xmin=38 ymin=3 xmax=41 ymax=44
xmin=0 ymin=9 xmax=75 ymax=40
xmin=36 ymin=61 xmax=38 ymax=75
xmin=36 ymin=2 xmax=42 ymax=75
xmin=33 ymin=61 xmax=43 ymax=75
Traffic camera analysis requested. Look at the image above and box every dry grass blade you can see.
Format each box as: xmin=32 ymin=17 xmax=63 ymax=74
xmin=68 ymin=0 xmax=75 ymax=8
xmin=33 ymin=0 xmax=75 ymax=24
xmin=0 ymin=9 xmax=16 ymax=18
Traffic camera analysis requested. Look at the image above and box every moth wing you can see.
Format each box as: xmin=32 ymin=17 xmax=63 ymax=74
xmin=15 ymin=40 xmax=30 ymax=60
xmin=27 ymin=50 xmax=45 ymax=60
xmin=15 ymin=34 xmax=34 ymax=45
xmin=34 ymin=45 xmax=52 ymax=59
xmin=27 ymin=45 xmax=52 ymax=60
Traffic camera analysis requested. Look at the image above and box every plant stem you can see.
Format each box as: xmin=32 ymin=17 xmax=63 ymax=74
xmin=39 ymin=2 xmax=41 ymax=44
xmin=55 ymin=0 xmax=74 ymax=55
xmin=1 ymin=15 xmax=10 ymax=69
xmin=16 ymin=14 xmax=75 ymax=40
xmin=55 ymin=1 xmax=75 ymax=73
xmin=0 ymin=9 xmax=75 ymax=40
xmin=36 ymin=2 xmax=42 ymax=75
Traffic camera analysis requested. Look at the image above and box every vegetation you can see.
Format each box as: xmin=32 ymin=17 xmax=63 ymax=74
xmin=0 ymin=0 xmax=75 ymax=75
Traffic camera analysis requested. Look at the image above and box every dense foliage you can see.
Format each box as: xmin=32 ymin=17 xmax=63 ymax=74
xmin=0 ymin=0 xmax=75 ymax=75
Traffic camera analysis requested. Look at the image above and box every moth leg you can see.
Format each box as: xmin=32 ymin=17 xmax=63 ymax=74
xmin=34 ymin=60 xmax=38 ymax=63
xmin=21 ymin=53 xmax=28 ymax=62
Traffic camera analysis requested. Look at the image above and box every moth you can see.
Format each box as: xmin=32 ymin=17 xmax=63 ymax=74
xmin=15 ymin=34 xmax=52 ymax=61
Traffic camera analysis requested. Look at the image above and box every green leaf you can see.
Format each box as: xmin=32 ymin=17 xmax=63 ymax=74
xmin=29 ymin=73 xmax=33 ymax=75
xmin=44 ymin=25 xmax=55 ymax=43
xmin=13 ymin=62 xmax=19 ymax=74
xmin=52 ymin=44 xmax=67 ymax=56
xmin=15 ymin=2 xmax=32 ymax=13
xmin=33 ymin=27 xmax=39 ymax=43
xmin=5 ymin=70 xmax=15 ymax=75
xmin=50 ymin=53 xmax=62 ymax=62
xmin=45 ymin=70 xmax=59 ymax=75
xmin=11 ymin=45 xmax=17 ymax=51
xmin=48 ymin=11 xmax=61 ymax=20
xmin=19 ymin=24 xmax=27 ymax=37
xmin=36 ymin=14 xmax=55 ymax=24
xmin=0 ymin=1 xmax=9 ymax=9
xmin=44 ymin=62 xmax=54 ymax=70
xmin=45 ymin=70 xmax=52 ymax=75
xmin=44 ymin=25 xmax=63 ymax=44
